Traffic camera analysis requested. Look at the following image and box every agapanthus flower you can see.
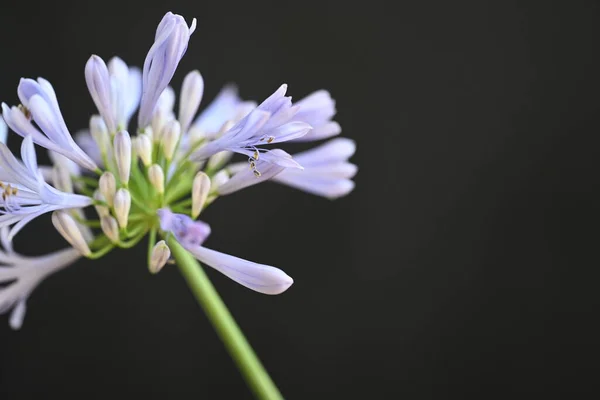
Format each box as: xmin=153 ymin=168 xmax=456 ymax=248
xmin=0 ymin=226 xmax=81 ymax=330
xmin=0 ymin=11 xmax=356 ymax=333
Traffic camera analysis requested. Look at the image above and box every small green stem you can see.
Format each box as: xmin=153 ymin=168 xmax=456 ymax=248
xmin=167 ymin=236 xmax=283 ymax=400
xmin=86 ymin=243 xmax=115 ymax=259
xmin=147 ymin=228 xmax=157 ymax=267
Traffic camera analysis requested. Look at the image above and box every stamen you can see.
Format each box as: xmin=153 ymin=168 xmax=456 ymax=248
xmin=267 ymin=136 xmax=274 ymax=143
xmin=17 ymin=104 xmax=32 ymax=120
xmin=253 ymin=169 xmax=262 ymax=177
xmin=253 ymin=149 xmax=259 ymax=160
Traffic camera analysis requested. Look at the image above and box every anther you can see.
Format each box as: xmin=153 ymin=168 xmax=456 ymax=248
xmin=253 ymin=169 xmax=262 ymax=178
xmin=267 ymin=136 xmax=275 ymax=143
xmin=18 ymin=104 xmax=32 ymax=120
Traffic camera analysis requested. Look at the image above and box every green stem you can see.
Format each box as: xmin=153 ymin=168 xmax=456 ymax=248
xmin=167 ymin=236 xmax=283 ymax=400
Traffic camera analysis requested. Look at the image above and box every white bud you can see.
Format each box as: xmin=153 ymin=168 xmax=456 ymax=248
xmin=113 ymin=189 xmax=131 ymax=228
xmin=151 ymin=108 xmax=173 ymax=142
xmin=90 ymin=115 xmax=110 ymax=151
xmin=161 ymin=120 xmax=181 ymax=161
xmin=207 ymin=150 xmax=233 ymax=171
xmin=52 ymin=163 xmax=73 ymax=193
xmin=93 ymin=190 xmax=110 ymax=217
xmin=100 ymin=216 xmax=120 ymax=243
xmin=99 ymin=172 xmax=116 ymax=207
xmin=52 ymin=211 xmax=91 ymax=256
xmin=210 ymin=170 xmax=230 ymax=191
xmin=149 ymin=240 xmax=171 ymax=274
xmin=192 ymin=171 xmax=211 ymax=219
xmin=148 ymin=164 xmax=165 ymax=194
xmin=179 ymin=70 xmax=204 ymax=133
xmin=135 ymin=133 xmax=153 ymax=166
xmin=187 ymin=125 xmax=206 ymax=144
xmin=143 ymin=126 xmax=154 ymax=142
xmin=114 ymin=130 xmax=131 ymax=184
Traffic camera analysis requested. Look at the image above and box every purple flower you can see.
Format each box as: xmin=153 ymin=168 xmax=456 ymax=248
xmin=273 ymin=138 xmax=357 ymax=199
xmin=158 ymin=208 xmax=293 ymax=295
xmin=191 ymin=84 xmax=310 ymax=169
xmin=2 ymin=78 xmax=98 ymax=170
xmin=138 ymin=12 xmax=197 ymax=129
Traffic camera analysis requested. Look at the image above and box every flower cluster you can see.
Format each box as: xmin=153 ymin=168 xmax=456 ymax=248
xmin=0 ymin=12 xmax=357 ymax=329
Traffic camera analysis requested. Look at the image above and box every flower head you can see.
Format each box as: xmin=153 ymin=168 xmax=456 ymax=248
xmin=0 ymin=11 xmax=356 ymax=330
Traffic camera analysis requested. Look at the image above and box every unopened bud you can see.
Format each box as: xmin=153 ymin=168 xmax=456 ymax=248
xmin=114 ymin=130 xmax=131 ymax=184
xmin=135 ymin=133 xmax=153 ymax=166
xmin=179 ymin=70 xmax=204 ymax=133
xmin=100 ymin=216 xmax=120 ymax=243
xmin=90 ymin=115 xmax=110 ymax=152
xmin=52 ymin=163 xmax=73 ymax=193
xmin=210 ymin=170 xmax=229 ymax=192
xmin=148 ymin=164 xmax=165 ymax=194
xmin=93 ymin=190 xmax=110 ymax=217
xmin=161 ymin=120 xmax=181 ymax=161
xmin=113 ymin=189 xmax=131 ymax=228
xmin=207 ymin=150 xmax=233 ymax=171
xmin=151 ymin=108 xmax=173 ymax=142
xmin=149 ymin=240 xmax=171 ymax=274
xmin=192 ymin=171 xmax=211 ymax=219
xmin=99 ymin=172 xmax=116 ymax=207
xmin=187 ymin=125 xmax=206 ymax=144
xmin=51 ymin=211 xmax=91 ymax=256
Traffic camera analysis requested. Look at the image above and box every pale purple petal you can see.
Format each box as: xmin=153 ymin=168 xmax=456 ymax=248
xmin=138 ymin=12 xmax=197 ymax=128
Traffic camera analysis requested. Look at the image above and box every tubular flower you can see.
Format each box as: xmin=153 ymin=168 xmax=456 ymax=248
xmin=0 ymin=11 xmax=356 ymax=330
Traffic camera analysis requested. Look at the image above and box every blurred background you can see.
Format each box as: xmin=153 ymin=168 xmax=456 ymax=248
xmin=1 ymin=1 xmax=599 ymax=398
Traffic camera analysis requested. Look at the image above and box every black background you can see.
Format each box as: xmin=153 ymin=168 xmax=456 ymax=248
xmin=1 ymin=1 xmax=599 ymax=398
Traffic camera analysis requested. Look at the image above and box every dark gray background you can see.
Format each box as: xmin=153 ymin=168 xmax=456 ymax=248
xmin=0 ymin=0 xmax=598 ymax=398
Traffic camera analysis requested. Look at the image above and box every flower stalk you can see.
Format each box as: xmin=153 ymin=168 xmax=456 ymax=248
xmin=167 ymin=236 xmax=283 ymax=400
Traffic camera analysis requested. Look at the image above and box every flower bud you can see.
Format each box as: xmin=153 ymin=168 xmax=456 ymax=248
xmin=210 ymin=170 xmax=229 ymax=192
xmin=52 ymin=211 xmax=91 ymax=256
xmin=148 ymin=164 xmax=165 ymax=194
xmin=149 ymin=240 xmax=171 ymax=274
xmin=187 ymin=124 xmax=206 ymax=144
xmin=100 ymin=216 xmax=120 ymax=243
xmin=137 ymin=13 xmax=196 ymax=128
xmin=93 ymin=190 xmax=110 ymax=217
xmin=161 ymin=120 xmax=181 ymax=161
xmin=99 ymin=172 xmax=116 ymax=207
xmin=90 ymin=115 xmax=110 ymax=152
xmin=179 ymin=70 xmax=204 ymax=133
xmin=113 ymin=189 xmax=131 ymax=228
xmin=207 ymin=150 xmax=233 ymax=171
xmin=114 ymin=130 xmax=131 ymax=184
xmin=135 ymin=133 xmax=153 ymax=166
xmin=192 ymin=171 xmax=210 ymax=219
xmin=85 ymin=55 xmax=116 ymax=133
xmin=52 ymin=163 xmax=73 ymax=193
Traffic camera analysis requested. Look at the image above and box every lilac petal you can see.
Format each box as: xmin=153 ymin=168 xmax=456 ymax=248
xmin=0 ymin=117 xmax=7 ymax=144
xmin=85 ymin=55 xmax=116 ymax=133
xmin=192 ymin=84 xmax=243 ymax=134
xmin=293 ymin=121 xmax=341 ymax=142
xmin=138 ymin=12 xmax=196 ymax=128
xmin=187 ymin=245 xmax=294 ymax=295
xmin=274 ymin=175 xmax=355 ymax=199
xmin=217 ymin=163 xmax=284 ymax=195
xmin=293 ymin=138 xmax=356 ymax=167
